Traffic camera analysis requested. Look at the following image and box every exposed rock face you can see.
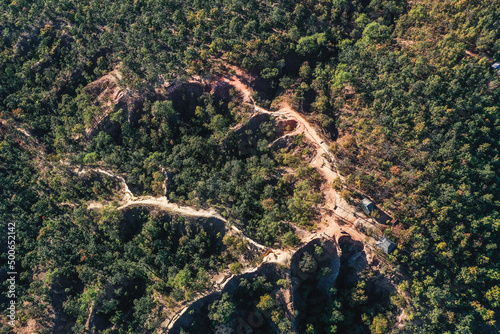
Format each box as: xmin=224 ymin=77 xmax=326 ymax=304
xmin=232 ymin=113 xmax=272 ymax=137
xmin=83 ymin=72 xmax=240 ymax=140
xmin=83 ymin=71 xmax=119 ymax=97
xmin=84 ymin=69 xmax=122 ymax=137
xmin=289 ymin=235 xmax=368 ymax=291
xmin=166 ymin=82 xmax=205 ymax=116
xmin=275 ymin=119 xmax=297 ymax=137
xmin=83 ymin=68 xmax=159 ymax=138
xmin=167 ymin=236 xmax=376 ymax=334
xmin=290 ymin=238 xmax=339 ymax=283
xmin=337 ymin=235 xmax=368 ymax=287
xmin=268 ymin=134 xmax=295 ymax=151
xmin=210 ymin=80 xmax=234 ymax=105
xmin=167 ymin=264 xmax=289 ymax=334
xmin=316 ymin=240 xmax=341 ymax=291
xmin=289 ymin=238 xmax=341 ymax=330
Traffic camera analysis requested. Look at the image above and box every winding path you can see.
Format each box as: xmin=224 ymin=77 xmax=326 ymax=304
xmin=80 ymin=69 xmax=373 ymax=333
xmin=222 ymin=72 xmax=367 ymax=243
xmin=79 ymin=166 xmax=293 ymax=332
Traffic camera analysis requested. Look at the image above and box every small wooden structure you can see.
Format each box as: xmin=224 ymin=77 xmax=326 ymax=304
xmin=376 ymin=235 xmax=396 ymax=254
xmin=360 ymin=198 xmax=375 ymax=215
xmin=492 ymin=62 xmax=500 ymax=75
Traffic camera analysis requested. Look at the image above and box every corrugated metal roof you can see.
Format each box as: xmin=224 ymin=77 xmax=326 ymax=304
xmin=361 ymin=198 xmax=373 ymax=206
xmin=376 ymin=235 xmax=396 ymax=254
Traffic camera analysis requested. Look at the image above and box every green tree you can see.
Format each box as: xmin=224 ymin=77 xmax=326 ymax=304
xmin=281 ymin=231 xmax=300 ymax=247
xmin=208 ymin=293 xmax=235 ymax=324
xmin=370 ymin=314 xmax=388 ymax=334
xmin=299 ymin=252 xmax=317 ymax=274
xmin=296 ymin=33 xmax=327 ymax=56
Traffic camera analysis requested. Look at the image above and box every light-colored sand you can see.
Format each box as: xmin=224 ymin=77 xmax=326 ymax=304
xmin=262 ymin=249 xmax=292 ymax=267
xmin=80 ymin=69 xmax=377 ymax=334
xmin=223 ymin=72 xmax=366 ymax=244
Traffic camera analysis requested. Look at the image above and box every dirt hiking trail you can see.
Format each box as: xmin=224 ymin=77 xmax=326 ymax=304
xmin=223 ymin=71 xmax=367 ymax=244
xmin=78 ymin=67 xmax=380 ymax=333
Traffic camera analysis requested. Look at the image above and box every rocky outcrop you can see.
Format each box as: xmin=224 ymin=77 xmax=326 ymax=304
xmin=83 ymin=68 xmax=159 ymax=138
xmin=83 ymin=72 xmax=241 ymax=139
xmin=167 ymin=263 xmax=287 ymax=334
xmin=337 ymin=235 xmax=368 ymax=287
xmin=275 ymin=119 xmax=298 ymax=137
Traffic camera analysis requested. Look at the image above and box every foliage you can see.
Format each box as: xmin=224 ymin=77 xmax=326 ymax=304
xmin=1 ymin=0 xmax=499 ymax=332
xmin=208 ymin=293 xmax=235 ymax=325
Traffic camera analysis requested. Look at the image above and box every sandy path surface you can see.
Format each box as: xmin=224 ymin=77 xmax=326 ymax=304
xmin=82 ymin=165 xmax=298 ymax=332
xmin=84 ymin=167 xmax=272 ymax=252
xmin=80 ymin=69 xmax=374 ymax=333
xmin=223 ymin=72 xmax=366 ymax=244
xmin=7 ymin=66 xmax=384 ymax=333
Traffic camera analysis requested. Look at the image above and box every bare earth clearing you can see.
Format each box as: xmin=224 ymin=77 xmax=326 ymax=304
xmin=65 ymin=68 xmax=393 ymax=333
xmin=222 ymin=71 xmax=369 ymax=244
xmin=86 ymin=68 xmax=370 ymax=247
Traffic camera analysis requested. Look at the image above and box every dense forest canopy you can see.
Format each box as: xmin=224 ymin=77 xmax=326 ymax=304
xmin=1 ymin=0 xmax=499 ymax=333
